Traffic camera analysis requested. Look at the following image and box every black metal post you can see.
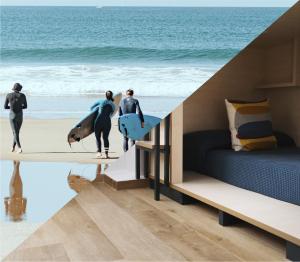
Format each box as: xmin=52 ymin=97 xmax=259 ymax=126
xmin=143 ymin=134 xmax=150 ymax=178
xmin=144 ymin=133 xmax=150 ymax=141
xmin=286 ymin=241 xmax=300 ymax=261
xmin=164 ymin=114 xmax=170 ymax=186
xmin=135 ymin=147 xmax=140 ymax=179
xmin=143 ymin=151 xmax=149 ymax=178
xmin=154 ymin=123 xmax=160 ymax=201
xmin=219 ymin=211 xmax=240 ymax=226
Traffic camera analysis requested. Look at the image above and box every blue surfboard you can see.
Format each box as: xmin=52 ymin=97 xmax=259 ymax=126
xmin=118 ymin=114 xmax=161 ymax=141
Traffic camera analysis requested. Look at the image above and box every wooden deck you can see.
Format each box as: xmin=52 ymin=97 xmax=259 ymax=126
xmin=103 ymin=146 xmax=149 ymax=190
xmin=5 ymin=181 xmax=286 ymax=261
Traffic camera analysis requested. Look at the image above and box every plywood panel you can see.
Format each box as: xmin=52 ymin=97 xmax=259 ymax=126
xmin=266 ymin=87 xmax=300 ymax=146
xmin=263 ymin=41 xmax=294 ymax=85
xmin=149 ymin=152 xmax=165 ymax=181
xmin=172 ymin=172 xmax=300 ymax=246
xmin=149 ymin=120 xmax=165 ymax=145
xmin=170 ymin=105 xmax=183 ymax=183
xmin=295 ymin=37 xmax=300 ymax=85
xmin=183 ymin=48 xmax=265 ymax=134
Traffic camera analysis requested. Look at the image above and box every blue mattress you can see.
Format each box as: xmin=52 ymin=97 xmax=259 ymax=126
xmin=205 ymin=148 xmax=300 ymax=206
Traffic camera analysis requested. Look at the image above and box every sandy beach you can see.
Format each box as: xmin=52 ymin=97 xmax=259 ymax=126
xmin=0 ymin=118 xmax=123 ymax=164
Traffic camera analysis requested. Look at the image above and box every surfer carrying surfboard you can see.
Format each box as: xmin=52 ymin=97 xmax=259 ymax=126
xmin=91 ymin=91 xmax=115 ymax=159
xmin=119 ymin=89 xmax=144 ymax=152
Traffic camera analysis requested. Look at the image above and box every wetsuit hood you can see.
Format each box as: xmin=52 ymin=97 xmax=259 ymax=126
xmin=12 ymin=83 xmax=23 ymax=92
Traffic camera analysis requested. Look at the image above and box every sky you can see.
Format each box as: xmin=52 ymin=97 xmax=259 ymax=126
xmin=0 ymin=0 xmax=297 ymax=7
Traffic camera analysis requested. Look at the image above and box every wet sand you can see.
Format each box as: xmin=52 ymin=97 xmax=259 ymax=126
xmin=0 ymin=221 xmax=42 ymax=260
xmin=0 ymin=118 xmax=123 ymax=164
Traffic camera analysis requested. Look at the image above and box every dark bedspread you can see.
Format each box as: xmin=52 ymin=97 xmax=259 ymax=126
xmin=183 ymin=130 xmax=300 ymax=206
xmin=206 ymin=148 xmax=300 ymax=205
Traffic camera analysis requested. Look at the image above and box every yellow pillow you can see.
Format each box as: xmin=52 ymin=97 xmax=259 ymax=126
xmin=225 ymin=99 xmax=277 ymax=151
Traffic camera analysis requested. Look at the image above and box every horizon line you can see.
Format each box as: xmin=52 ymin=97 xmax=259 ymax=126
xmin=0 ymin=5 xmax=291 ymax=8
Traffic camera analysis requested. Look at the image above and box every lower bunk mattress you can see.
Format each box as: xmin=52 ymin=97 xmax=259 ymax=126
xmin=205 ymin=148 xmax=300 ymax=206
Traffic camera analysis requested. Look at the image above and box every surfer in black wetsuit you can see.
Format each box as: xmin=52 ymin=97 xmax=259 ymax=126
xmin=119 ymin=89 xmax=144 ymax=152
xmin=91 ymin=91 xmax=115 ymax=159
xmin=4 ymin=83 xmax=27 ymax=153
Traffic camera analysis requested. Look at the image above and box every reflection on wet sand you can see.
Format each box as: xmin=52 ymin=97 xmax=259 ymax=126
xmin=68 ymin=164 xmax=108 ymax=193
xmin=67 ymin=172 xmax=90 ymax=193
xmin=2 ymin=160 xmax=106 ymax=220
xmin=4 ymin=161 xmax=27 ymax=222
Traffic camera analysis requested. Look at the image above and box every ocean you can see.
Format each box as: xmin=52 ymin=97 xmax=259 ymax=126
xmin=0 ymin=6 xmax=287 ymax=118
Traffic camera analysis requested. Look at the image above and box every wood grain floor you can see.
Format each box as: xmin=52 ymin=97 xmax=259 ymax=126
xmin=5 ymin=181 xmax=286 ymax=261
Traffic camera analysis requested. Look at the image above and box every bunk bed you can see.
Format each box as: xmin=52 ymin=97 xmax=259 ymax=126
xmin=183 ymin=130 xmax=300 ymax=206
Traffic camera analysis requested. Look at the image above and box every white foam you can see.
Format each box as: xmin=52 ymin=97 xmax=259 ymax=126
xmin=0 ymin=64 xmax=221 ymax=97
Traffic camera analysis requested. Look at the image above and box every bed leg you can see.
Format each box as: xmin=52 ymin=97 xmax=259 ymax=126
xmin=149 ymin=180 xmax=196 ymax=205
xmin=286 ymin=241 xmax=300 ymax=261
xmin=219 ymin=211 xmax=240 ymax=226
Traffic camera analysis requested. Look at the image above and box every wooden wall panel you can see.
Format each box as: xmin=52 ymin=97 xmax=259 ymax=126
xmin=149 ymin=153 xmax=165 ymax=181
xmin=183 ymin=48 xmax=265 ymax=134
xmin=295 ymin=37 xmax=300 ymax=85
xmin=264 ymin=41 xmax=294 ymax=85
xmin=266 ymin=87 xmax=300 ymax=146
xmin=149 ymin=121 xmax=165 ymax=145
xmin=170 ymin=105 xmax=183 ymax=184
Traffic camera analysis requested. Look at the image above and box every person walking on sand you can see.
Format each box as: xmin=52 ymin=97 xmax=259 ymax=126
xmin=4 ymin=83 xmax=27 ymax=153
xmin=91 ymin=91 xmax=115 ymax=159
xmin=119 ymin=89 xmax=144 ymax=152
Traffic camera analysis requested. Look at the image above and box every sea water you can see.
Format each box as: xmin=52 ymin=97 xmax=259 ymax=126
xmin=0 ymin=7 xmax=287 ymax=118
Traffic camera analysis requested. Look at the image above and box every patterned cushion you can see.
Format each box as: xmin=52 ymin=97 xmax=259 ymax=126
xmin=225 ymin=99 xmax=277 ymax=151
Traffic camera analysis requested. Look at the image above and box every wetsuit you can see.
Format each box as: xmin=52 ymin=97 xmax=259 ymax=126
xmin=4 ymin=92 xmax=27 ymax=149
xmin=91 ymin=99 xmax=115 ymax=154
xmin=119 ymin=96 xmax=144 ymax=152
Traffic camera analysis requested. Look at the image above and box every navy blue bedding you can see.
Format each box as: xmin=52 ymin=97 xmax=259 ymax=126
xmin=206 ymin=148 xmax=300 ymax=206
xmin=183 ymin=130 xmax=300 ymax=205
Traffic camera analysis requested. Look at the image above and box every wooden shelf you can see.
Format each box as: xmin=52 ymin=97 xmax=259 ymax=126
xmin=257 ymin=37 xmax=299 ymax=89
xmin=172 ymin=172 xmax=300 ymax=246
xmin=256 ymin=82 xmax=298 ymax=89
xmin=136 ymin=141 xmax=165 ymax=151
xmin=136 ymin=141 xmax=155 ymax=150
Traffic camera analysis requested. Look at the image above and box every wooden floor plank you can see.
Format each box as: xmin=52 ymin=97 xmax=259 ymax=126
xmin=129 ymin=188 xmax=286 ymax=261
xmin=75 ymin=184 xmax=186 ymax=261
xmin=96 ymin=183 xmax=240 ymax=261
xmin=52 ymin=199 xmax=123 ymax=261
xmin=7 ymin=198 xmax=123 ymax=261
xmin=16 ymin=219 xmax=67 ymax=250
xmin=5 ymin=243 xmax=70 ymax=261
xmin=6 ymin=182 xmax=287 ymax=261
